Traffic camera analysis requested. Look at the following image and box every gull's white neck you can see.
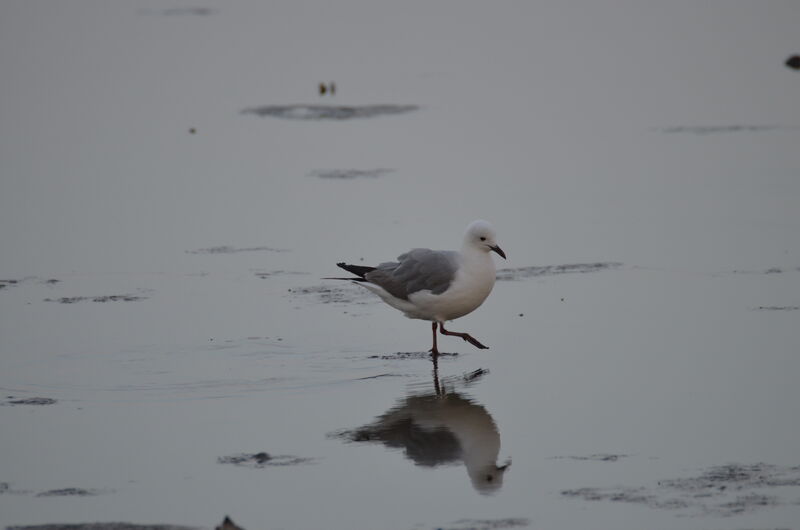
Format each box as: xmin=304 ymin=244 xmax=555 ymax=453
xmin=460 ymin=242 xmax=496 ymax=267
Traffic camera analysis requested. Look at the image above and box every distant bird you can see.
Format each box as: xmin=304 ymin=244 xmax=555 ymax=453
xmin=329 ymin=220 xmax=506 ymax=355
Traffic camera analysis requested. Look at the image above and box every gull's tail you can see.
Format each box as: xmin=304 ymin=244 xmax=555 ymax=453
xmin=323 ymin=262 xmax=376 ymax=282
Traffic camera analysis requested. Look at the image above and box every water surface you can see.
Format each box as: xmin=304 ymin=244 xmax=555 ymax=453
xmin=1 ymin=2 xmax=799 ymax=529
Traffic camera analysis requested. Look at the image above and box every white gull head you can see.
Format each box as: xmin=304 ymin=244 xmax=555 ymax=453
xmin=463 ymin=220 xmax=506 ymax=259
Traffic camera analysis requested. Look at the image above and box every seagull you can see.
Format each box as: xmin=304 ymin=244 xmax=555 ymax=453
xmin=329 ymin=220 xmax=506 ymax=355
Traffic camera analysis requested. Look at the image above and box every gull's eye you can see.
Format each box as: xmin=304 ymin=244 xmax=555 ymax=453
xmin=480 ymin=237 xmax=486 ymax=241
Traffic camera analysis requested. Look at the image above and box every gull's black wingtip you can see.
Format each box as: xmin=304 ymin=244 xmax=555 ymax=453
xmin=336 ymin=262 xmax=376 ymax=279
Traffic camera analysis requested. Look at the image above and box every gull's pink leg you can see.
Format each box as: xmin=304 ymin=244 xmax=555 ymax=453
xmin=439 ymin=322 xmax=489 ymax=350
xmin=429 ymin=322 xmax=439 ymax=356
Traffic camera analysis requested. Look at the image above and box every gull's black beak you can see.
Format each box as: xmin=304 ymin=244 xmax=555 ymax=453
xmin=490 ymin=245 xmax=507 ymax=259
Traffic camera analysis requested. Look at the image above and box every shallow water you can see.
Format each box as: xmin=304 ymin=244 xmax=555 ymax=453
xmin=1 ymin=2 xmax=800 ymax=529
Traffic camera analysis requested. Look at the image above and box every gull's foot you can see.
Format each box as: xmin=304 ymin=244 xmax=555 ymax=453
xmin=462 ymin=334 xmax=489 ymax=350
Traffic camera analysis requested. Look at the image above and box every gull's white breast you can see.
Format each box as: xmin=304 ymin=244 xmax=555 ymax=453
xmin=408 ymin=252 xmax=496 ymax=322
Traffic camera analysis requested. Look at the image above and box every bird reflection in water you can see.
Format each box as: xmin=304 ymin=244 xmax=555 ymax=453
xmin=336 ymin=359 xmax=510 ymax=494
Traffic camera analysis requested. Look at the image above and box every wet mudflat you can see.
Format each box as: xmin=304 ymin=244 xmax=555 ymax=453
xmin=1 ymin=2 xmax=799 ymax=530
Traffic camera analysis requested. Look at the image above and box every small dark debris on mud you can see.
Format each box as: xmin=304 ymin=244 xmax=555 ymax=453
xmin=242 ymin=104 xmax=419 ymax=121
xmin=217 ymin=452 xmax=314 ymax=468
xmin=562 ymin=462 xmax=800 ymax=517
xmin=0 ymin=279 xmax=20 ymax=290
xmin=215 ymin=516 xmax=245 ymax=530
xmin=35 ymin=488 xmax=104 ymax=497
xmin=0 ymin=482 xmax=30 ymax=495
xmin=44 ymin=294 xmax=145 ymax=304
xmin=318 ymin=82 xmax=336 ymax=96
xmin=754 ymin=306 xmax=799 ymax=311
xmin=4 ymin=397 xmax=57 ymax=406
xmin=308 ymin=168 xmax=394 ymax=179
xmin=439 ymin=518 xmax=530 ymax=530
xmin=786 ymin=55 xmax=800 ymax=70
xmin=496 ymin=262 xmax=622 ymax=281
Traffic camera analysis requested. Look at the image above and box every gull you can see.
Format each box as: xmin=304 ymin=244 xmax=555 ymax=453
xmin=329 ymin=220 xmax=506 ymax=355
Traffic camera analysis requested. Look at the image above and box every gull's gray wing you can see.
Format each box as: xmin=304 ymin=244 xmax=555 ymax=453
xmin=364 ymin=248 xmax=460 ymax=300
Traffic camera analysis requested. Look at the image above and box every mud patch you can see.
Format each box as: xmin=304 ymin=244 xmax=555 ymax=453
xmin=562 ymin=486 xmax=666 ymax=506
xmin=551 ymin=453 xmax=629 ymax=462
xmin=186 ymin=245 xmax=288 ymax=255
xmin=44 ymin=294 xmax=146 ymax=304
xmin=36 ymin=488 xmax=108 ymax=497
xmin=6 ymin=523 xmax=201 ymax=530
xmin=438 ymin=518 xmax=530 ymax=530
xmin=162 ymin=7 xmax=216 ymax=16
xmin=656 ymin=125 xmax=782 ymax=135
xmin=0 ymin=279 xmax=20 ymax=290
xmin=660 ymin=463 xmax=800 ymax=489
xmin=496 ymin=262 xmax=622 ymax=281
xmin=217 ymin=452 xmax=315 ymax=468
xmin=289 ymin=284 xmax=374 ymax=305
xmin=308 ymin=168 xmax=394 ymax=179
xmin=1 ymin=277 xmax=60 ymax=291
xmin=723 ymin=266 xmax=800 ymax=275
xmin=562 ymin=463 xmax=800 ymax=517
xmin=138 ymin=7 xmax=217 ymax=16
xmin=367 ymin=351 xmax=458 ymax=360
xmin=253 ymin=270 xmax=309 ymax=279
xmin=710 ymin=493 xmax=781 ymax=516
xmin=3 ymin=396 xmax=57 ymax=406
xmin=241 ymin=104 xmax=419 ymax=121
